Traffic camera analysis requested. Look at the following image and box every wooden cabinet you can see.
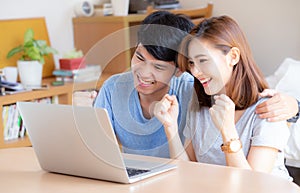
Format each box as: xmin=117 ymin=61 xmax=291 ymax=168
xmin=72 ymin=14 xmax=146 ymax=74
xmin=0 ymin=75 xmax=110 ymax=149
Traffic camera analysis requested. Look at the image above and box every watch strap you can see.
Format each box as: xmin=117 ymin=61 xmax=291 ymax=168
xmin=287 ymin=100 xmax=300 ymax=123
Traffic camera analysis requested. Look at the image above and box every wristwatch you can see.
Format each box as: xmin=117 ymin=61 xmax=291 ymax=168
xmin=287 ymin=100 xmax=300 ymax=123
xmin=221 ymin=138 xmax=242 ymax=153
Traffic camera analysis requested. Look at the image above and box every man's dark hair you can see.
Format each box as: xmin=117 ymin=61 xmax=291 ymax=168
xmin=137 ymin=11 xmax=194 ymax=64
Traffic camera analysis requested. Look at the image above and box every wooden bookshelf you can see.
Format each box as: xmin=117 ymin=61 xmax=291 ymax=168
xmin=72 ymin=14 xmax=146 ymax=74
xmin=0 ymin=74 xmax=111 ymax=148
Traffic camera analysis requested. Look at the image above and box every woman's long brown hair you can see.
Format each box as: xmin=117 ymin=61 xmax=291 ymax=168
xmin=177 ymin=16 xmax=268 ymax=110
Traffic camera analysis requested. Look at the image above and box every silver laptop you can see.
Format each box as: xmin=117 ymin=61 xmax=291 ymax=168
xmin=17 ymin=102 xmax=176 ymax=184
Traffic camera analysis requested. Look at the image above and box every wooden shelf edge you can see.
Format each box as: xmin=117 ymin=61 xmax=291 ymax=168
xmin=0 ymin=136 xmax=31 ymax=149
xmin=0 ymin=73 xmax=114 ymax=149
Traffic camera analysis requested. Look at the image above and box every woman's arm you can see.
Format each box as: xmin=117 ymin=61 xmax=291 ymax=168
xmin=222 ymin=144 xmax=278 ymax=172
xmin=247 ymin=146 xmax=278 ymax=173
xmin=210 ymin=94 xmax=279 ymax=172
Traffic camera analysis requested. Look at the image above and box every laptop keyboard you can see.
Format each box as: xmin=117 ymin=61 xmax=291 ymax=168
xmin=126 ymin=167 xmax=150 ymax=177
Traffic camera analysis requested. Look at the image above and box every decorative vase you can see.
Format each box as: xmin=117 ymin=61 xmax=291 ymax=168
xmin=17 ymin=60 xmax=43 ymax=88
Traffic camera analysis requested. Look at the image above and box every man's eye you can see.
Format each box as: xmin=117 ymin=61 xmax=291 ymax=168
xmin=154 ymin=65 xmax=164 ymax=70
xmin=136 ymin=54 xmax=144 ymax=61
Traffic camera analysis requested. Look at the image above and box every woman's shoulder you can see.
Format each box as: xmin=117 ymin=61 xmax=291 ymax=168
xmin=241 ymin=97 xmax=269 ymax=113
xmin=255 ymin=97 xmax=269 ymax=105
xmin=242 ymin=97 xmax=288 ymax=129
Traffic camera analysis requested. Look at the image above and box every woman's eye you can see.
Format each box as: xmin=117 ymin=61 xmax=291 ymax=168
xmin=199 ymin=59 xmax=208 ymax=63
xmin=188 ymin=60 xmax=194 ymax=67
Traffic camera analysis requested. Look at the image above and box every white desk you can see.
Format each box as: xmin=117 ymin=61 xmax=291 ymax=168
xmin=0 ymin=147 xmax=299 ymax=193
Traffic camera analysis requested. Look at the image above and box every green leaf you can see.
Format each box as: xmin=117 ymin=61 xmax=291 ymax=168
xmin=43 ymin=47 xmax=58 ymax=55
xmin=35 ymin=40 xmax=47 ymax=47
xmin=24 ymin=40 xmax=34 ymax=48
xmin=19 ymin=56 xmax=25 ymax=61
xmin=24 ymin=28 xmax=34 ymax=44
xmin=6 ymin=45 xmax=23 ymax=58
xmin=63 ymin=49 xmax=83 ymax=58
xmin=27 ymin=47 xmax=41 ymax=61
xmin=6 ymin=28 xmax=58 ymax=63
xmin=39 ymin=57 xmax=45 ymax=64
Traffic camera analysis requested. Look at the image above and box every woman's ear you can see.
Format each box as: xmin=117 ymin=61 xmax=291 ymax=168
xmin=174 ymin=68 xmax=183 ymax=77
xmin=228 ymin=47 xmax=240 ymax=66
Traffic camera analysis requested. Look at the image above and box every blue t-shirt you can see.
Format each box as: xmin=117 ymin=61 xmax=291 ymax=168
xmin=93 ymin=71 xmax=194 ymax=158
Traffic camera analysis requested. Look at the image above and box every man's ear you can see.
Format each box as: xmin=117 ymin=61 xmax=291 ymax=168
xmin=174 ymin=68 xmax=183 ymax=77
xmin=228 ymin=47 xmax=240 ymax=66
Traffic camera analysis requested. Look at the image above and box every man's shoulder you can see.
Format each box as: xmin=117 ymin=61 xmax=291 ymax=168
xmin=103 ymin=71 xmax=133 ymax=86
xmin=176 ymin=72 xmax=194 ymax=82
xmin=170 ymin=72 xmax=194 ymax=90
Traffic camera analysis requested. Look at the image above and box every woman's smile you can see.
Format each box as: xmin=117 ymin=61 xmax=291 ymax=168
xmin=198 ymin=77 xmax=212 ymax=87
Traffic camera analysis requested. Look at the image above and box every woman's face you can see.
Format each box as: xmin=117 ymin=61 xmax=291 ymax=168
xmin=131 ymin=44 xmax=177 ymax=96
xmin=187 ymin=39 xmax=234 ymax=96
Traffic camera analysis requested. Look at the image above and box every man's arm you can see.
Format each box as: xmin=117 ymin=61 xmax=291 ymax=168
xmin=72 ymin=91 xmax=97 ymax=107
xmin=256 ymin=89 xmax=299 ymax=122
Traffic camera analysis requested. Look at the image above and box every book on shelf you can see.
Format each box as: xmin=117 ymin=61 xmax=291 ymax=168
xmin=3 ymin=104 xmax=21 ymax=140
xmin=2 ymin=97 xmax=54 ymax=141
xmin=53 ymin=65 xmax=101 ymax=82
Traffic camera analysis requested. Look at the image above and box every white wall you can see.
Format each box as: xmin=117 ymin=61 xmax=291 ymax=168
xmin=181 ymin=0 xmax=300 ymax=76
xmin=0 ymin=0 xmax=83 ymax=68
xmin=1 ymin=0 xmax=299 ymax=75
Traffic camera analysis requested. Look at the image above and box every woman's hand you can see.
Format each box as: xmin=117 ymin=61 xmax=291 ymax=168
xmin=256 ymin=89 xmax=298 ymax=122
xmin=154 ymin=94 xmax=179 ymax=139
xmin=209 ymin=94 xmax=238 ymax=140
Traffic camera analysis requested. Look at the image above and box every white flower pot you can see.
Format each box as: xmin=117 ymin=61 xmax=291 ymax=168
xmin=17 ymin=60 xmax=43 ymax=88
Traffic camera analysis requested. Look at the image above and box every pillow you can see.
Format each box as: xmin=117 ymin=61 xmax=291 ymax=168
xmin=266 ymin=58 xmax=300 ymax=99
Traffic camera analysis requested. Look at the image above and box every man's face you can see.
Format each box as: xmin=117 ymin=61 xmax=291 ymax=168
xmin=131 ymin=44 xmax=177 ymax=96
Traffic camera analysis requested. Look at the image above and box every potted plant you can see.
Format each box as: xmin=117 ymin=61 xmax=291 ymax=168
xmin=59 ymin=49 xmax=85 ymax=70
xmin=6 ymin=28 xmax=58 ymax=88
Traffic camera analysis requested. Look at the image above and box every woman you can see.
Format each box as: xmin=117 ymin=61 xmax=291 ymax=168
xmin=154 ymin=15 xmax=291 ymax=179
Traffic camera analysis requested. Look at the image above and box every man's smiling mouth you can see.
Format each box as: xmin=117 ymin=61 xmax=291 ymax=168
xmin=138 ymin=75 xmax=155 ymax=85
